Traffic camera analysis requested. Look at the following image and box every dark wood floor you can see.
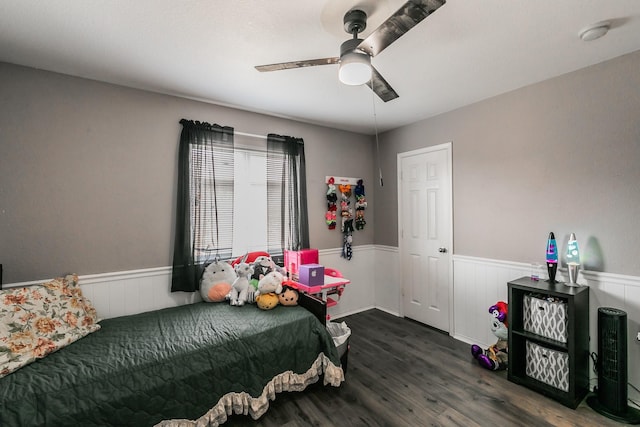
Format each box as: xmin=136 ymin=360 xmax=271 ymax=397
xmin=226 ymin=309 xmax=620 ymax=427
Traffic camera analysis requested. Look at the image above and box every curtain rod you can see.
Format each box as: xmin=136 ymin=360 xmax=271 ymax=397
xmin=235 ymin=131 xmax=266 ymax=140
xmin=235 ymin=131 xmax=287 ymax=142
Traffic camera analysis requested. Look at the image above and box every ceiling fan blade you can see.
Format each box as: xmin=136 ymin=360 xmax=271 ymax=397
xmin=255 ymin=57 xmax=339 ymax=72
xmin=358 ymin=0 xmax=446 ymax=57
xmin=366 ymin=66 xmax=399 ymax=102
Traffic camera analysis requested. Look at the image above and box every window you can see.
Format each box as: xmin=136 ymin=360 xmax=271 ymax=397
xmin=172 ymin=119 xmax=308 ymax=293
xmin=191 ymin=134 xmax=286 ymax=262
xmin=189 ymin=142 xmax=234 ymax=262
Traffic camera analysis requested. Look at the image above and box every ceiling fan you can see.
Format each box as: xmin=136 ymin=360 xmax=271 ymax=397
xmin=255 ymin=0 xmax=446 ymax=102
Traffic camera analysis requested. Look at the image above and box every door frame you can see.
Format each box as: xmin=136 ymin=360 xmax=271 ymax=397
xmin=396 ymin=142 xmax=454 ymax=333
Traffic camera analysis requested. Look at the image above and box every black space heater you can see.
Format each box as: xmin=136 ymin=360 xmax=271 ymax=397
xmin=587 ymin=307 xmax=640 ymax=424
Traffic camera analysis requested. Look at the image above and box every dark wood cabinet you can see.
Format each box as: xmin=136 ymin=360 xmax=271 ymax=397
xmin=507 ymin=276 xmax=590 ymax=409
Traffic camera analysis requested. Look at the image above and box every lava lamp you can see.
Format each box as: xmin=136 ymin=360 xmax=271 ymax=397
xmin=546 ymin=232 xmax=558 ymax=283
xmin=566 ymin=233 xmax=581 ymax=286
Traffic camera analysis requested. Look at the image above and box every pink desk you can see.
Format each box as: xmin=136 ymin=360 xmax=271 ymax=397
xmin=287 ymin=275 xmax=350 ymax=307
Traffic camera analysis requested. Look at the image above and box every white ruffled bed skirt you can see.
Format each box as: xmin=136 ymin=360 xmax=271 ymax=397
xmin=156 ymin=353 xmax=344 ymax=427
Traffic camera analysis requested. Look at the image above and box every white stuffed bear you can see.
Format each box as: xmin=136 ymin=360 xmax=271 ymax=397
xmin=230 ymin=262 xmax=254 ymax=306
xmin=200 ymin=260 xmax=237 ymax=303
xmin=255 ymin=271 xmax=284 ymax=296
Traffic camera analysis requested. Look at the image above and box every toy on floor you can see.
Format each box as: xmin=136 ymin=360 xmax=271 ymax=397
xmin=471 ymin=301 xmax=508 ymax=371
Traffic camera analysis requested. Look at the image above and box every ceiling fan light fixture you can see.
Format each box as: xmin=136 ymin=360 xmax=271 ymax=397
xmin=339 ymin=51 xmax=372 ymax=85
xmin=338 ymin=37 xmax=371 ymax=86
xmin=255 ymin=1 xmax=446 ymax=100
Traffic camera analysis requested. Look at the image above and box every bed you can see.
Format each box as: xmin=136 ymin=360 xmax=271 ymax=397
xmin=0 ymin=275 xmax=343 ymax=427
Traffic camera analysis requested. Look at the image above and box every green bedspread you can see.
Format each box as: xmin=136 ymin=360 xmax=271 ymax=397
xmin=0 ymin=302 xmax=342 ymax=427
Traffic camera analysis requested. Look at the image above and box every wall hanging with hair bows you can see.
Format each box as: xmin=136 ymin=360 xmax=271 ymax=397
xmin=326 ymin=176 xmax=366 ymax=261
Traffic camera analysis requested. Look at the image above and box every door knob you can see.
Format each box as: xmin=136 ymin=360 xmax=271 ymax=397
xmin=438 ymin=247 xmax=447 ymax=253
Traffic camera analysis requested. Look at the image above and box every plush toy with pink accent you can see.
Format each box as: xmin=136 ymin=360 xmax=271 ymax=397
xmin=471 ymin=301 xmax=508 ymax=371
xmin=199 ymin=260 xmax=237 ymax=303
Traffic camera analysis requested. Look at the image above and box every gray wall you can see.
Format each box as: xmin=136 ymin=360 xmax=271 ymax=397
xmin=374 ymin=50 xmax=640 ymax=276
xmin=0 ymin=63 xmax=374 ymax=283
xmin=3 ymin=48 xmax=639 ymax=283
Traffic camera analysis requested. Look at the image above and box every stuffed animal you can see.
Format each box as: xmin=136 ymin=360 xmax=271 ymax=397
xmin=230 ymin=261 xmax=254 ymax=306
xmin=471 ymin=301 xmax=508 ymax=370
xmin=251 ymin=255 xmax=274 ymax=281
xmin=278 ymin=285 xmax=299 ymax=306
xmin=256 ymin=271 xmax=284 ymax=296
xmin=355 ymin=196 xmax=367 ymax=210
xmin=255 ymin=292 xmax=279 ymax=310
xmin=200 ymin=260 xmax=237 ymax=302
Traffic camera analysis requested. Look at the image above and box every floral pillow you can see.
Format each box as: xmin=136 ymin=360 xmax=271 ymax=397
xmin=0 ymin=274 xmax=101 ymax=378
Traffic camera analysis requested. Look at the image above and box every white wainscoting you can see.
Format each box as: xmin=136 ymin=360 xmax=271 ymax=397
xmin=372 ymin=245 xmax=401 ymax=317
xmin=452 ymin=255 xmax=532 ymax=347
xmin=3 ymin=267 xmax=199 ymax=319
xmin=452 ymin=254 xmax=640 ymax=397
xmin=7 ymin=249 xmax=638 ymax=397
xmin=320 ymin=244 xmax=400 ymax=319
xmin=319 ymin=245 xmax=376 ymax=319
xmin=3 ymin=248 xmax=378 ymax=321
xmin=79 ymin=268 xmax=200 ymax=320
xmin=72 ymin=246 xmax=379 ymax=320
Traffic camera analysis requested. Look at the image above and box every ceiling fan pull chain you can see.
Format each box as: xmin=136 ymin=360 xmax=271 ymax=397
xmin=372 ymin=84 xmax=384 ymax=187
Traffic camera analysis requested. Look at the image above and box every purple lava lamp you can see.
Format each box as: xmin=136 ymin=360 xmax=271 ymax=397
xmin=546 ymin=232 xmax=558 ymax=283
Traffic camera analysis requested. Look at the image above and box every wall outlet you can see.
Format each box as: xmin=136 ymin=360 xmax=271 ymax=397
xmin=637 ymin=331 xmax=640 ymax=341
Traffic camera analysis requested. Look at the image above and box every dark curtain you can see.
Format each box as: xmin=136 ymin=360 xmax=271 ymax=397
xmin=267 ymin=134 xmax=310 ymax=253
xmin=171 ymin=119 xmax=234 ymax=293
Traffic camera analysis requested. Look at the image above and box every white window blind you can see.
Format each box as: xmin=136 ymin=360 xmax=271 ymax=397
xmin=190 ymin=133 xmax=287 ymax=261
xmin=190 ymin=143 xmax=234 ymax=261
xmin=266 ymin=150 xmax=287 ymax=254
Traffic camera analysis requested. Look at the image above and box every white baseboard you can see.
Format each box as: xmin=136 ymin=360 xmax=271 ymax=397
xmin=330 ymin=305 xmax=376 ymax=321
xmin=373 ymin=306 xmax=401 ymax=318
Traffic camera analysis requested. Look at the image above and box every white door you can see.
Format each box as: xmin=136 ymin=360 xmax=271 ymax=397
xmin=398 ymin=143 xmax=452 ymax=332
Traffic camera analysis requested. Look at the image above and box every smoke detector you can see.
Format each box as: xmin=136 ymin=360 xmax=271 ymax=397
xmin=579 ymin=23 xmax=610 ymax=41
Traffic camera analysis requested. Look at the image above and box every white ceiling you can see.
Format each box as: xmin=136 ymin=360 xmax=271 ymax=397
xmin=1 ymin=0 xmax=640 ymax=134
